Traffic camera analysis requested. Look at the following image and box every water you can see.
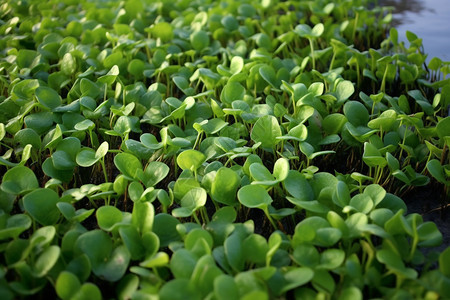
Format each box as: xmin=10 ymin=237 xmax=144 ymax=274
xmin=380 ymin=0 xmax=450 ymax=62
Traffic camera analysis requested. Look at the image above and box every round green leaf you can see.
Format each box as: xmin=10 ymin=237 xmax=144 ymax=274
xmin=56 ymin=271 xmax=81 ymax=300
xmin=343 ymin=101 xmax=369 ymax=127
xmin=23 ymin=188 xmax=60 ymax=226
xmin=1 ymin=166 xmax=39 ymax=195
xmin=96 ymin=206 xmax=123 ymax=232
xmin=0 ymin=214 xmax=32 ymax=240
xmin=35 ymin=86 xmax=62 ymax=110
xmin=281 ymin=267 xmax=314 ymax=294
xmin=176 ymin=149 xmax=206 ymax=172
xmin=76 ymin=148 xmax=97 ymax=167
xmin=172 ymin=187 xmax=207 ymax=217
xmin=220 ymin=82 xmax=245 ymax=106
xmin=149 ymin=22 xmax=174 ymax=42
xmin=160 ymin=278 xmax=201 ymax=300
xmin=211 ymin=167 xmax=240 ymax=205
xmin=72 ymin=283 xmax=102 ymax=300
xmin=319 ymin=248 xmax=345 ymax=269
xmin=284 ymin=170 xmax=314 ymax=201
xmin=114 ymin=152 xmax=143 ymax=180
xmin=238 ymin=185 xmax=272 ymax=209
xmin=142 ymin=161 xmax=170 ymax=187
xmin=251 ymin=115 xmax=282 ymax=149
xmin=190 ymin=30 xmax=209 ymax=51
xmin=436 ymin=116 xmax=450 ymax=139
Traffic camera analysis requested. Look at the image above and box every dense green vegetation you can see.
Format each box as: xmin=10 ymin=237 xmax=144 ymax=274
xmin=0 ymin=0 xmax=449 ymax=298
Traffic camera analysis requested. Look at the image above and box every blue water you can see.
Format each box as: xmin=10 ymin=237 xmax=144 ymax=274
xmin=381 ymin=0 xmax=450 ymax=62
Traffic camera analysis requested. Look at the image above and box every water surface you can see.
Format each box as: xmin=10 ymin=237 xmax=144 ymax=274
xmin=380 ymin=0 xmax=450 ymax=61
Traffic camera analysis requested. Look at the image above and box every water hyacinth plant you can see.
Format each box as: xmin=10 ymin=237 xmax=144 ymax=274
xmin=0 ymin=0 xmax=449 ymax=298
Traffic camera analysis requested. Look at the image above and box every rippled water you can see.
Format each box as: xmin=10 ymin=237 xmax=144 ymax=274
xmin=380 ymin=0 xmax=450 ymax=61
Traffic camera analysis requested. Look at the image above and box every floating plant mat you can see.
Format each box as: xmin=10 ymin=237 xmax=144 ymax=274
xmin=0 ymin=0 xmax=449 ymax=299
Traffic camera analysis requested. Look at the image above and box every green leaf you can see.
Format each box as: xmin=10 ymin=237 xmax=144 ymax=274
xmin=142 ymin=162 xmax=170 ymax=187
xmin=436 ymin=116 xmax=450 ymax=140
xmin=333 ymin=181 xmax=351 ymax=207
xmin=295 ymin=23 xmax=324 ymax=38
xmin=190 ymin=30 xmax=209 ymax=51
xmin=23 ymin=188 xmax=60 ymax=226
xmin=172 ymin=187 xmax=207 ymax=217
xmin=170 ymin=249 xmax=198 ymax=279
xmin=427 ymin=159 xmax=447 ymax=184
xmin=251 ymin=115 xmax=282 ymax=149
xmin=114 ymin=152 xmax=143 ymax=180
xmin=11 ymin=79 xmax=39 ymax=106
xmin=250 ymin=163 xmax=276 ymax=185
xmin=1 ymin=166 xmax=39 ymax=195
xmin=338 ymin=287 xmax=363 ymax=300
xmin=60 ymin=52 xmax=77 ymax=76
xmin=284 ymin=170 xmax=314 ymax=201
xmin=344 ymin=101 xmax=369 ymax=127
xmin=212 ymin=167 xmax=240 ymax=205
xmin=363 ymin=142 xmax=386 ymax=168
xmin=259 ymin=65 xmax=279 ymax=89
xmin=439 ymin=247 xmax=450 ymax=277
xmin=238 ymin=185 xmax=272 ymax=209
xmin=33 ymin=245 xmax=60 ymax=277
xmin=72 ymin=283 xmax=102 ymax=300
xmin=160 ymin=278 xmax=201 ymax=300
xmin=0 ymin=214 xmax=32 ymax=240
xmin=56 ymin=271 xmax=81 ymax=300
xmin=364 ymin=184 xmax=386 ymax=206
xmin=221 ymin=82 xmax=245 ymax=106
xmin=128 ymin=181 xmax=144 ymax=202
xmin=76 ymin=141 xmax=108 ymax=167
xmin=407 ymin=90 xmax=434 ymax=115
xmin=224 ymin=231 xmax=245 ymax=272
xmin=280 ymin=267 xmax=314 ymax=294
xmin=98 ymin=65 xmax=120 ymax=85
xmin=66 ymin=254 xmax=91 ymax=283
xmin=75 ymin=230 xmax=112 ymax=269
xmin=376 ymin=248 xmax=417 ymax=279
xmin=319 ymin=249 xmax=345 ymax=269
xmin=35 ymin=86 xmax=62 ymax=110
xmin=336 ymin=80 xmax=354 ymax=102
xmin=292 ymin=244 xmax=320 ymax=267
xmin=214 ymin=275 xmax=239 ymax=300
xmin=150 ymin=22 xmax=174 ymax=42
xmin=132 ymin=201 xmax=155 ymax=234
xmin=273 ymin=158 xmax=289 ymax=181
xmin=96 ymin=206 xmax=123 ymax=232
xmin=119 ymin=225 xmax=146 ymax=260
xmin=176 ymin=149 xmax=206 ymax=172
xmin=242 ymin=234 xmax=269 ymax=264
xmin=417 ymin=221 xmax=442 ymax=247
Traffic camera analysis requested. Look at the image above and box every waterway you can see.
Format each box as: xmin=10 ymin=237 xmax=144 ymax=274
xmin=380 ymin=0 xmax=450 ymax=62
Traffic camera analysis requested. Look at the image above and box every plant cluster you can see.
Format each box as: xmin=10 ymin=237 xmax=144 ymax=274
xmin=0 ymin=0 xmax=449 ymax=299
